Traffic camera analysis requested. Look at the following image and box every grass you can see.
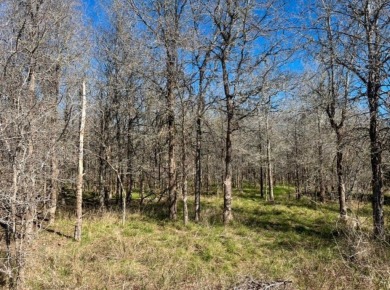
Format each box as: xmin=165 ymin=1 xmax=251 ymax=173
xmin=24 ymin=185 xmax=390 ymax=289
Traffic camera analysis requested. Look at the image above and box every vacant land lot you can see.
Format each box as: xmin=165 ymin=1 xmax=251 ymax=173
xmin=25 ymin=187 xmax=390 ymax=289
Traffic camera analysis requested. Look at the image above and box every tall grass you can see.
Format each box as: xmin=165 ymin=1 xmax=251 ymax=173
xmin=24 ymin=186 xmax=390 ymax=289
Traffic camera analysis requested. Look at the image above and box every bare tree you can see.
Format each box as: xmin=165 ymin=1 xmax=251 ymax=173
xmin=265 ymin=108 xmax=274 ymax=201
xmin=210 ymin=0 xmax=286 ymax=223
xmin=0 ymin=0 xmax=87 ymax=287
xmin=93 ymin=0 xmax=146 ymax=217
xmin=74 ymin=81 xmax=86 ymax=241
xmin=188 ymin=0 xmax=217 ymax=222
xmin=314 ymin=0 xmax=390 ymax=237
xmin=130 ymin=0 xmax=189 ymax=219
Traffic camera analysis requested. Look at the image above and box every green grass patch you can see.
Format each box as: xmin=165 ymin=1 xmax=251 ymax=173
xmin=24 ymin=185 xmax=390 ymax=290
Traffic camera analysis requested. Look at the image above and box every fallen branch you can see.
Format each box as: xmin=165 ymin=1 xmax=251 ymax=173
xmin=232 ymin=277 xmax=293 ymax=290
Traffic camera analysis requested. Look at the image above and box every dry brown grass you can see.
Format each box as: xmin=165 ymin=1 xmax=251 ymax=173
xmin=21 ymin=187 xmax=390 ymax=289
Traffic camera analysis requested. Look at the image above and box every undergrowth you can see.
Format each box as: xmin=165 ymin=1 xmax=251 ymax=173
xmin=24 ymin=185 xmax=390 ymax=289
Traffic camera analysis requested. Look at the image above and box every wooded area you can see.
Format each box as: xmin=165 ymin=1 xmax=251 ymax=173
xmin=0 ymin=0 xmax=389 ymax=289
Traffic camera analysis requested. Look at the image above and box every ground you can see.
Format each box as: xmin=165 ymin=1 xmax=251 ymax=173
xmin=24 ymin=186 xmax=390 ymax=289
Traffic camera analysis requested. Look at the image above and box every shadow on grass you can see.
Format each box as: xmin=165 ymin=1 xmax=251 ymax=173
xmin=44 ymin=228 xmax=74 ymax=240
xmin=231 ymin=198 xmax=336 ymax=246
xmin=138 ymin=201 xmax=171 ymax=221
xmin=54 ymin=186 xmax=346 ymax=246
xmin=294 ymin=199 xmax=340 ymax=214
xmin=237 ymin=186 xmax=296 ymax=202
xmin=242 ymin=214 xmax=334 ymax=241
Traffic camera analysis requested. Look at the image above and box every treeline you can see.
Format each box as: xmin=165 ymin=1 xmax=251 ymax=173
xmin=0 ymin=0 xmax=389 ymax=288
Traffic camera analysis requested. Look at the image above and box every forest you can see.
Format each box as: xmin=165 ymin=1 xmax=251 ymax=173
xmin=0 ymin=0 xmax=389 ymax=289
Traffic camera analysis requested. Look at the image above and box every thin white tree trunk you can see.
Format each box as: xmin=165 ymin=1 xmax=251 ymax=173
xmin=266 ymin=113 xmax=274 ymax=201
xmin=74 ymin=81 xmax=86 ymax=241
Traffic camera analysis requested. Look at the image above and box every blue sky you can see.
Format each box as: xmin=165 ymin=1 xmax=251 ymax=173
xmin=83 ymin=0 xmax=100 ymax=25
xmin=81 ymin=0 xmax=305 ymax=73
xmin=83 ymin=0 xmax=95 ymax=12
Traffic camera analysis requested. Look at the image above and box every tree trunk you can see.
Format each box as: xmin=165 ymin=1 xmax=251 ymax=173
xmin=74 ymin=81 xmax=86 ymax=242
xmin=294 ymin=123 xmax=301 ymax=200
xmin=260 ymin=166 xmax=264 ymax=199
xmin=264 ymin=164 xmax=268 ymax=202
xmin=266 ymin=113 xmax=274 ymax=202
xmin=259 ymin=123 xmax=264 ymax=199
xmin=122 ymin=186 xmax=126 ymax=226
xmin=181 ymin=110 xmax=189 ymax=225
xmin=222 ymin=50 xmax=234 ymax=224
xmin=317 ymin=110 xmax=325 ymax=202
xmin=48 ymin=156 xmax=59 ymax=223
xmin=115 ymin=112 xmax=122 ymax=206
xmin=336 ymin=151 xmax=347 ymax=218
xmin=182 ymin=176 xmax=188 ymax=225
xmin=11 ymin=164 xmax=18 ymax=236
xmin=127 ymin=119 xmax=134 ymax=203
xmin=167 ymin=92 xmax=177 ymax=220
xmin=98 ymin=109 xmax=107 ymax=211
xmin=48 ymin=64 xmax=61 ymax=224
xmin=336 ymin=131 xmax=347 ymax=219
xmin=194 ymin=113 xmax=202 ymax=222
xmin=368 ymin=81 xmax=384 ymax=238
xmin=98 ymin=144 xmax=106 ymax=210
xmin=223 ymin=114 xmax=233 ymax=224
xmin=166 ymin=31 xmax=178 ymax=220
xmin=139 ymin=171 xmax=145 ymax=207
xmin=205 ymin=149 xmax=210 ymax=194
